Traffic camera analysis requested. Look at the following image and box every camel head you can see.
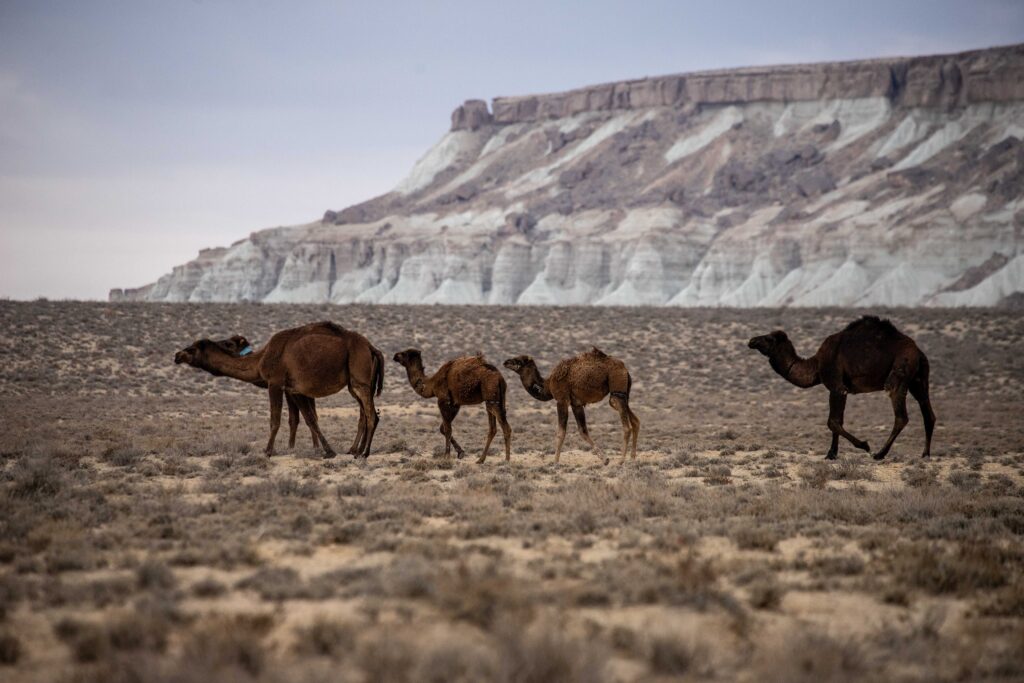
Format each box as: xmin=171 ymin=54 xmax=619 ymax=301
xmin=174 ymin=339 xmax=217 ymax=368
xmin=747 ymin=330 xmax=790 ymax=357
xmin=502 ymin=355 xmax=534 ymax=375
xmin=214 ymin=335 xmax=253 ymax=356
xmin=392 ymin=349 xmax=422 ymax=369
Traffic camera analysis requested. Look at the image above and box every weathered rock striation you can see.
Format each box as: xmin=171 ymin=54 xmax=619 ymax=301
xmin=112 ymin=44 xmax=1024 ymax=306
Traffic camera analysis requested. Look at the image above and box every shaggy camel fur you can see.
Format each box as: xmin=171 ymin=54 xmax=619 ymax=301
xmin=176 ymin=322 xmax=384 ymax=458
xmin=503 ymin=347 xmax=639 ymax=465
xmin=748 ymin=315 xmax=936 ymax=460
xmin=392 ymin=350 xmax=511 ymax=463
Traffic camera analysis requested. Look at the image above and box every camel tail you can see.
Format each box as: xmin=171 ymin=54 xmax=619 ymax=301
xmin=372 ymin=347 xmax=385 ymax=397
xmin=916 ymin=351 xmax=930 ymax=387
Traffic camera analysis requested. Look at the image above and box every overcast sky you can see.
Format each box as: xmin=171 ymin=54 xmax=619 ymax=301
xmin=1 ymin=1 xmax=1022 ymax=299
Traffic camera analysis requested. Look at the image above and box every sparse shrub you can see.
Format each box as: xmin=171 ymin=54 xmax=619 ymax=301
xmin=101 ymin=445 xmax=143 ymax=467
xmin=9 ymin=454 xmax=63 ymax=498
xmin=337 ymin=480 xmax=366 ymax=497
xmin=798 ymin=463 xmax=831 ymax=489
xmin=358 ymin=636 xmax=415 ymax=682
xmin=734 ymin=525 xmax=780 ymax=551
xmin=813 ymin=555 xmax=865 ymax=577
xmin=181 ymin=614 xmax=273 ymax=677
xmin=704 ymin=464 xmax=731 ymax=486
xmin=385 ymin=555 xmax=435 ymax=598
xmin=414 ymin=640 xmax=491 ymax=682
xmin=494 ymin=617 xmax=607 ymax=683
xmin=293 ymin=617 xmax=357 ymax=658
xmin=902 ymin=466 xmax=937 ymax=488
xmin=105 ymin=610 xmax=169 ymax=652
xmin=191 ymin=577 xmax=227 ymax=598
xmin=647 ymin=633 xmax=706 ymax=675
xmin=136 ymin=558 xmax=176 ymax=591
xmin=895 ymin=542 xmax=1012 ymax=595
xmin=275 ymin=476 xmax=321 ymax=498
xmin=0 ymin=632 xmax=20 ymax=665
xmin=326 ymin=521 xmax=365 ymax=544
xmin=748 ymin=575 xmax=784 ymax=609
xmin=754 ymin=630 xmax=863 ymax=682
xmin=436 ymin=564 xmax=533 ymax=630
xmin=949 ymin=471 xmax=981 ymax=492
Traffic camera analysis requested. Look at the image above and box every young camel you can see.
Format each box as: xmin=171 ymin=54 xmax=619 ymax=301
xmin=175 ymin=322 xmax=384 ymax=458
xmin=503 ymin=347 xmax=639 ymax=465
xmin=392 ymin=350 xmax=511 ymax=463
xmin=748 ymin=315 xmax=936 ymax=461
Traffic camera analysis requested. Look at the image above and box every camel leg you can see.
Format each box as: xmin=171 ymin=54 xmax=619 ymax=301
xmin=498 ymin=399 xmax=512 ymax=462
xmin=352 ymin=384 xmax=379 ymax=458
xmin=478 ymin=406 xmax=498 ymax=465
xmin=571 ymin=404 xmax=606 ymax=465
xmin=554 ymin=401 xmax=569 ymax=464
xmin=290 ymin=395 xmax=321 ymax=453
xmin=297 ymin=397 xmax=335 ymax=458
xmin=438 ymin=402 xmax=464 ymax=459
xmin=346 ymin=385 xmax=366 ymax=456
xmin=627 ymin=404 xmax=640 ymax=460
xmin=609 ymin=395 xmax=631 ymax=465
xmin=286 ymin=393 xmax=300 ymax=449
xmin=874 ymin=381 xmax=909 ymax=461
xmin=265 ymin=386 xmax=284 ymax=457
xmin=826 ymin=390 xmax=870 ymax=458
xmin=909 ymin=360 xmax=936 ymax=458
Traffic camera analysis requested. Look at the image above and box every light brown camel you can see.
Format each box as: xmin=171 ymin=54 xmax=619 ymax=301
xmin=392 ymin=350 xmax=511 ymax=463
xmin=748 ymin=315 xmax=936 ymax=460
xmin=503 ymin=347 xmax=639 ymax=465
xmin=175 ymin=322 xmax=384 ymax=458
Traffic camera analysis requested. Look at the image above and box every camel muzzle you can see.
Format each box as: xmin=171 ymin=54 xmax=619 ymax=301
xmin=174 ymin=352 xmax=188 ymax=364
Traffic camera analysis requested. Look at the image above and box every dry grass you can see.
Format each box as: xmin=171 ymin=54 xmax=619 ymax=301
xmin=0 ymin=301 xmax=1022 ymax=681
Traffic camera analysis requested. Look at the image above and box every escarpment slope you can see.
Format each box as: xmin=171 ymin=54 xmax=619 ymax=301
xmin=112 ymin=44 xmax=1024 ymax=306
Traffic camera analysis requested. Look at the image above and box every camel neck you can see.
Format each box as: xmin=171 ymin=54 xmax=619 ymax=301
xmin=770 ymin=343 xmax=820 ymax=389
xmin=520 ymin=363 xmax=554 ymax=401
xmin=403 ymin=361 xmax=434 ymax=398
xmin=201 ymin=348 xmax=264 ymax=384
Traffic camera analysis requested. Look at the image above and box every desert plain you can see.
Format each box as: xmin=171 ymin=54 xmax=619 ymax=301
xmin=1 ymin=301 xmax=1023 ymax=682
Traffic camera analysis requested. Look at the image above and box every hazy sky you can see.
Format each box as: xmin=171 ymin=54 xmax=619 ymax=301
xmin=1 ymin=1 xmax=1022 ymax=299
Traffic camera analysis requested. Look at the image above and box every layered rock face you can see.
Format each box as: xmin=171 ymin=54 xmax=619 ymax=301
xmin=112 ymin=44 xmax=1024 ymax=306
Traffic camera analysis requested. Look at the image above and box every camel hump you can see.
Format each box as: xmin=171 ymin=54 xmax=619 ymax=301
xmin=311 ymin=321 xmax=347 ymax=335
xmin=588 ymin=346 xmax=608 ymax=358
xmin=843 ymin=315 xmax=902 ymax=337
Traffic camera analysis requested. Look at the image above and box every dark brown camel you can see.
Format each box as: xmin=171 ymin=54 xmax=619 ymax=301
xmin=503 ymin=347 xmax=639 ymax=465
xmin=175 ymin=322 xmax=384 ymax=458
xmin=392 ymin=350 xmax=511 ymax=463
xmin=748 ymin=316 xmax=936 ymax=461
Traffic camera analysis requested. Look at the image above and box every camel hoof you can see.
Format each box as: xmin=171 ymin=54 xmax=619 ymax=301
xmin=475 ymin=457 xmax=486 ymax=465
xmin=323 ymin=450 xmax=337 ymax=460
xmin=824 ymin=451 xmax=837 ymax=461
xmin=872 ymin=451 xmax=886 ymax=461
xmin=857 ymin=441 xmax=871 ymax=453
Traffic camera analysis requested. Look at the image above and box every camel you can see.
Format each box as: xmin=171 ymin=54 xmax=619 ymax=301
xmin=747 ymin=315 xmax=936 ymax=461
xmin=175 ymin=322 xmax=384 ymax=458
xmin=392 ymin=350 xmax=511 ymax=463
xmin=503 ymin=347 xmax=639 ymax=465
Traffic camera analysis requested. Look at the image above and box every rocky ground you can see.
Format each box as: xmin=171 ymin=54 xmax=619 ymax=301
xmin=1 ymin=301 xmax=1023 ymax=682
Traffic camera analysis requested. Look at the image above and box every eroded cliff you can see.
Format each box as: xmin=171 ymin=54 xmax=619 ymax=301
xmin=112 ymin=44 xmax=1024 ymax=306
